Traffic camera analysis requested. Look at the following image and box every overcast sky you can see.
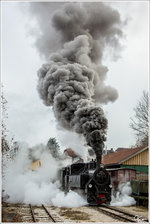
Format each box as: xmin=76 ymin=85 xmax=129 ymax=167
xmin=1 ymin=1 xmax=149 ymax=152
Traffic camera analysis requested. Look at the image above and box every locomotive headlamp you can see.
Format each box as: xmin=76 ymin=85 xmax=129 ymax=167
xmin=88 ymin=184 xmax=92 ymax=188
xmin=109 ymin=184 xmax=112 ymax=188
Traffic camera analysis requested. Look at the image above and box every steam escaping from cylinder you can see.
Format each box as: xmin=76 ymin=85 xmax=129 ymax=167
xmin=111 ymin=182 xmax=136 ymax=206
xmin=36 ymin=3 xmax=123 ymax=165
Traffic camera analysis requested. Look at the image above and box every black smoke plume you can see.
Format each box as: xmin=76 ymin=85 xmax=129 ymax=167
xmin=36 ymin=3 xmax=123 ymax=166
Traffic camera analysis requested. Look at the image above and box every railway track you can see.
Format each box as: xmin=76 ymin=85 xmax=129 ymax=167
xmin=2 ymin=202 xmax=148 ymax=222
xmin=29 ymin=204 xmax=63 ymax=222
xmin=93 ymin=204 xmax=148 ymax=223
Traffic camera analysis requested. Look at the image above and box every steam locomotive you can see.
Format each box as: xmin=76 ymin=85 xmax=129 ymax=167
xmin=60 ymin=160 xmax=112 ymax=205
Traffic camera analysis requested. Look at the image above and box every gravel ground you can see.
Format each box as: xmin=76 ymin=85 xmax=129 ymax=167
xmin=54 ymin=206 xmax=119 ymax=222
xmin=2 ymin=202 xmax=149 ymax=223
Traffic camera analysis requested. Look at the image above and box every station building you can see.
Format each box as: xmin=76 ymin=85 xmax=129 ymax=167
xmin=102 ymin=146 xmax=149 ymax=180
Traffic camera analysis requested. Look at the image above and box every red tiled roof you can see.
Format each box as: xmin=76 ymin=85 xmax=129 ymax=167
xmin=102 ymin=146 xmax=146 ymax=165
xmin=64 ymin=148 xmax=79 ymax=157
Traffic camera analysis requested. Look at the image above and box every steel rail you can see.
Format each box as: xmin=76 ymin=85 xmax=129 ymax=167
xmin=29 ymin=204 xmax=36 ymax=222
xmin=98 ymin=207 xmax=136 ymax=222
xmin=42 ymin=204 xmax=56 ymax=222
xmin=89 ymin=205 xmax=139 ymax=223
xmin=101 ymin=204 xmax=148 ymax=222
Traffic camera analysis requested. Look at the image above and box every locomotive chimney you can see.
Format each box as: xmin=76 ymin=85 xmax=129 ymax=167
xmin=96 ymin=156 xmax=101 ymax=169
xmin=95 ymin=143 xmax=104 ymax=169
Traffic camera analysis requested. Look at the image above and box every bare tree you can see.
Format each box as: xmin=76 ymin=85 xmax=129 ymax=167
xmin=1 ymin=91 xmax=10 ymax=152
xmin=130 ymin=90 xmax=149 ymax=147
xmin=1 ymin=88 xmax=19 ymax=156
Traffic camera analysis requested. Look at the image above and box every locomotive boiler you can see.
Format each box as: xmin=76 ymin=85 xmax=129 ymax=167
xmin=60 ymin=160 xmax=112 ymax=205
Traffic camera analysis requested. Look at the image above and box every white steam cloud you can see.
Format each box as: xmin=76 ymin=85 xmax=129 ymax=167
xmin=3 ymin=144 xmax=87 ymax=207
xmin=57 ymin=129 xmax=88 ymax=162
xmin=111 ymin=182 xmax=136 ymax=206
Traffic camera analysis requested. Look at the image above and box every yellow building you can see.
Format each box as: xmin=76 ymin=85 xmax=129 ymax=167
xmin=30 ymin=160 xmax=41 ymax=171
